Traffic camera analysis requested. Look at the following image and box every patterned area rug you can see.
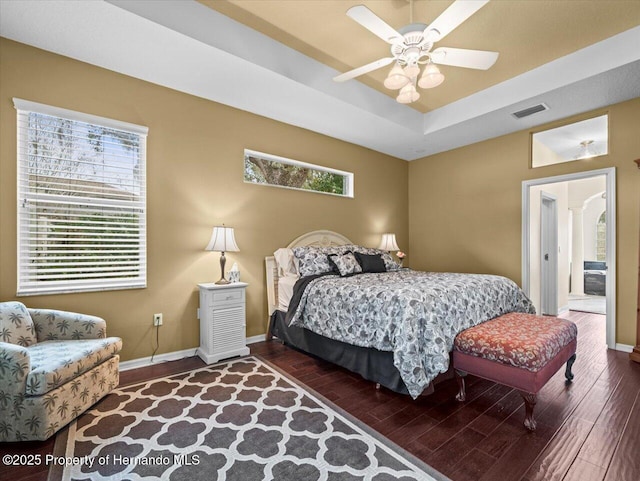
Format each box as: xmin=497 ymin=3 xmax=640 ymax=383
xmin=53 ymin=356 xmax=447 ymax=481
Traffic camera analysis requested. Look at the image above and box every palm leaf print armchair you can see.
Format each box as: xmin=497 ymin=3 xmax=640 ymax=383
xmin=0 ymin=301 xmax=122 ymax=441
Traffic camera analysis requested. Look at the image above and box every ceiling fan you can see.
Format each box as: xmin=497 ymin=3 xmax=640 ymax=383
xmin=334 ymin=0 xmax=499 ymax=104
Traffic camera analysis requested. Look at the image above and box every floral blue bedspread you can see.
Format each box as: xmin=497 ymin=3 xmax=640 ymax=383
xmin=288 ymin=270 xmax=535 ymax=398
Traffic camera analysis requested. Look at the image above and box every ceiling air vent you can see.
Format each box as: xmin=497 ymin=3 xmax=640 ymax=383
xmin=512 ymin=103 xmax=549 ymax=119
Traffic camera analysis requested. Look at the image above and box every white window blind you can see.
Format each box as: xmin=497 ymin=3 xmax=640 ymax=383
xmin=14 ymin=98 xmax=148 ymax=296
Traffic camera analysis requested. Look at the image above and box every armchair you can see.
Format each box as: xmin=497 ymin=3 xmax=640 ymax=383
xmin=0 ymin=302 xmax=122 ymax=441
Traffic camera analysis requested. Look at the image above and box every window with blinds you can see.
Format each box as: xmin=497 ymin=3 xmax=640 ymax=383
xmin=14 ymin=99 xmax=147 ymax=295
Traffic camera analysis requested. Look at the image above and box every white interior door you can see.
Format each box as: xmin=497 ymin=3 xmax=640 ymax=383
xmin=541 ymin=192 xmax=558 ymax=315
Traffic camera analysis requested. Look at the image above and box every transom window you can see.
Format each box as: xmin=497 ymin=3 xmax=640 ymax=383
xmin=14 ymin=99 xmax=147 ymax=295
xmin=531 ymin=114 xmax=608 ymax=168
xmin=244 ymin=149 xmax=354 ymax=198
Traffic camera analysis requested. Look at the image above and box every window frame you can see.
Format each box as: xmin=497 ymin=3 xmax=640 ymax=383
xmin=14 ymin=98 xmax=148 ymax=296
xmin=244 ymin=149 xmax=354 ymax=198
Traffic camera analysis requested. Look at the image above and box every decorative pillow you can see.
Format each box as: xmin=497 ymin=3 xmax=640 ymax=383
xmin=293 ymin=245 xmax=349 ymax=277
xmin=328 ymin=252 xmax=363 ymax=277
xmin=354 ymin=252 xmax=387 ymax=273
xmin=351 ymin=246 xmax=401 ymax=271
xmin=273 ymin=248 xmax=299 ymax=278
xmin=0 ymin=301 xmax=37 ymax=347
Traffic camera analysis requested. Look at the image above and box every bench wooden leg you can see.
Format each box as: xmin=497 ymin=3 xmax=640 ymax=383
xmin=521 ymin=392 xmax=537 ymax=431
xmin=455 ymin=369 xmax=467 ymax=402
xmin=565 ymin=353 xmax=576 ymax=382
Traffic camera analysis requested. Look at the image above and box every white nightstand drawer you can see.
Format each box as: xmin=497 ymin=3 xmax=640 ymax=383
xmin=211 ymin=288 xmax=244 ymax=305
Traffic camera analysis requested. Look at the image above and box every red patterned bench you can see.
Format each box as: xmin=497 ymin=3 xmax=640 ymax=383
xmin=453 ymin=312 xmax=577 ymax=431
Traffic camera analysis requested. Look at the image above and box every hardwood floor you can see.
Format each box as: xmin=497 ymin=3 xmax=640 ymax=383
xmin=253 ymin=311 xmax=640 ymax=481
xmin=2 ymin=311 xmax=638 ymax=481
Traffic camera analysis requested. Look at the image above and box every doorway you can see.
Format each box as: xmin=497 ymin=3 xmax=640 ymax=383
xmin=522 ymin=167 xmax=616 ymax=348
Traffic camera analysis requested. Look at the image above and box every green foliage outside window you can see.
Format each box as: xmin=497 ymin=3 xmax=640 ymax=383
xmin=244 ymin=152 xmax=350 ymax=197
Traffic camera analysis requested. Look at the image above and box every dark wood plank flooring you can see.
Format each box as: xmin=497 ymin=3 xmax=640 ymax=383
xmin=2 ymin=311 xmax=638 ymax=481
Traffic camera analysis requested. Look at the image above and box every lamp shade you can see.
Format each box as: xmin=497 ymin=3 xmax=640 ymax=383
xmin=378 ymin=233 xmax=400 ymax=251
xmin=384 ymin=63 xmax=410 ymax=90
xmin=403 ymin=64 xmax=420 ymax=79
xmin=396 ymin=83 xmax=420 ymax=104
xmin=205 ymin=226 xmax=240 ymax=252
xmin=418 ymin=63 xmax=445 ymax=89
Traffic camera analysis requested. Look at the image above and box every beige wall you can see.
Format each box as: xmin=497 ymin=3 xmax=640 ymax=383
xmin=0 ymin=39 xmax=408 ymax=361
xmin=409 ymin=98 xmax=640 ymax=346
xmin=1 ymin=38 xmax=638 ymax=357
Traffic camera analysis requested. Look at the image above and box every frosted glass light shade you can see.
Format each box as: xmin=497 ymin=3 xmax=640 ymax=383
xmin=404 ymin=64 xmax=420 ymax=79
xmin=383 ymin=63 xmax=410 ymax=90
xmin=396 ymin=83 xmax=420 ymax=104
xmin=378 ymin=233 xmax=400 ymax=251
xmin=574 ymin=140 xmax=598 ymax=160
xmin=418 ymin=63 xmax=445 ymax=89
xmin=205 ymin=226 xmax=240 ymax=252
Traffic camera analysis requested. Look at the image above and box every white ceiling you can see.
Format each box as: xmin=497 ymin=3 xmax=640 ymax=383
xmin=1 ymin=0 xmax=639 ymax=161
xmin=534 ymin=115 xmax=609 ymax=161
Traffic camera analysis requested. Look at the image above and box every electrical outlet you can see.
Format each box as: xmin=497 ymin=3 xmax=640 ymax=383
xmin=153 ymin=313 xmax=163 ymax=326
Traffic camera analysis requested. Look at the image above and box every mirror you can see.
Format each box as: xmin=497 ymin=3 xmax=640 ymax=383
xmin=531 ymin=114 xmax=608 ymax=168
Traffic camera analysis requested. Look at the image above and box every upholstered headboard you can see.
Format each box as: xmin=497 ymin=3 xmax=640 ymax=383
xmin=265 ymin=230 xmax=352 ymax=316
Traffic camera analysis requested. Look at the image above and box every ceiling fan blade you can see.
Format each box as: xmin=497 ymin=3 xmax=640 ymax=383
xmin=333 ymin=57 xmax=395 ymax=82
xmin=347 ymin=5 xmax=404 ymax=44
xmin=424 ymin=0 xmax=490 ymax=42
xmin=431 ymin=47 xmax=498 ymax=70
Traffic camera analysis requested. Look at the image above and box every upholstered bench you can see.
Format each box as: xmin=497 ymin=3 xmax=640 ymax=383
xmin=452 ymin=312 xmax=577 ymax=431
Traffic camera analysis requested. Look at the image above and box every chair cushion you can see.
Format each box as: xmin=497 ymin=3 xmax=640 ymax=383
xmin=454 ymin=312 xmax=577 ymax=372
xmin=25 ymin=337 xmax=122 ymax=395
xmin=0 ymin=301 xmax=37 ymax=347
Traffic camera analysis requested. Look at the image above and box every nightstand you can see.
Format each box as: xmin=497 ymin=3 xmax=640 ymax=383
xmin=197 ymin=282 xmax=250 ymax=364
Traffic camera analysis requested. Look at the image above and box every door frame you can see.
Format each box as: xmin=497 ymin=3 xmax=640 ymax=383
xmin=540 ymin=192 xmax=558 ymax=315
xmin=522 ymin=167 xmax=616 ymax=349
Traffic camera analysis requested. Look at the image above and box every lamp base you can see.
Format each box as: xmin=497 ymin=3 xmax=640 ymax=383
xmin=215 ymin=251 xmax=229 ymax=285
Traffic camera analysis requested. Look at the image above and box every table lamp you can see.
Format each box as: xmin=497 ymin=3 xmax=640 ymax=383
xmin=205 ymin=225 xmax=240 ymax=285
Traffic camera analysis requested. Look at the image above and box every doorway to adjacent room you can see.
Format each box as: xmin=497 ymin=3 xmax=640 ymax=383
xmin=522 ymin=167 xmax=616 ymax=348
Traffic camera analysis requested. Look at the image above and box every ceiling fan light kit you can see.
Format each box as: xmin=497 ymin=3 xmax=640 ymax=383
xmin=418 ymin=62 xmax=445 ymax=89
xmin=334 ymin=0 xmax=499 ymax=105
xmin=397 ymin=81 xmax=420 ymax=104
xmin=383 ymin=63 xmax=410 ymax=89
xmin=403 ymin=62 xmax=421 ymax=80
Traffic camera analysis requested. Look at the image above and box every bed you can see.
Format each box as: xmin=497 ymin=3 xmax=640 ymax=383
xmin=265 ymin=230 xmax=535 ymax=398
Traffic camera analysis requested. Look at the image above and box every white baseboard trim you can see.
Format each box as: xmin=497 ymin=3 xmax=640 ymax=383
xmin=120 ymin=335 xmax=268 ymax=371
xmin=120 ymin=347 xmax=198 ymax=371
xmin=246 ymin=334 xmax=266 ymax=345
xmin=557 ymin=305 xmax=569 ymax=315
xmin=615 ymin=343 xmax=634 ymax=353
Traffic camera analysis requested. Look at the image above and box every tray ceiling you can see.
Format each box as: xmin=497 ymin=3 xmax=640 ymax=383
xmin=203 ymin=0 xmax=640 ymax=113
xmin=1 ymin=0 xmax=639 ymax=160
